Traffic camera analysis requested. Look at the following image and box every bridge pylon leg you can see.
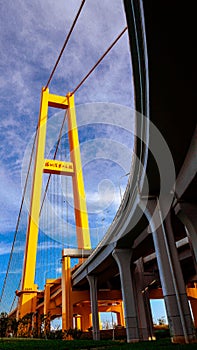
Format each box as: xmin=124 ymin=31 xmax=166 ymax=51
xmin=67 ymin=93 xmax=91 ymax=251
xmin=17 ymin=88 xmax=91 ymax=322
xmin=17 ymin=87 xmax=49 ymax=318
xmin=44 ymin=282 xmax=51 ymax=337
xmin=62 ymin=255 xmax=73 ymax=335
xmin=16 ymin=290 xmax=38 ymax=321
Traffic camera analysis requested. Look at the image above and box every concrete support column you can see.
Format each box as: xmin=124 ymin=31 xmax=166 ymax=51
xmin=114 ymin=302 xmax=125 ymax=326
xmin=119 ymin=301 xmax=125 ymax=326
xmin=190 ymin=299 xmax=197 ymax=328
xmin=87 ymin=275 xmax=100 ymax=340
xmin=135 ymin=258 xmax=154 ymax=340
xmin=175 ymin=203 xmax=197 ymax=265
xmin=44 ymin=282 xmax=51 ymax=336
xmin=62 ymin=256 xmax=73 ymax=332
xmin=187 ymin=282 xmax=197 ymax=328
xmin=74 ymin=315 xmax=82 ymax=330
xmin=144 ymin=199 xmax=196 ymax=343
xmin=116 ymin=312 xmax=122 ymax=326
xmin=112 ymin=249 xmax=139 ymax=343
xmin=35 ymin=311 xmax=42 ymax=338
xmin=81 ymin=310 xmax=91 ymax=331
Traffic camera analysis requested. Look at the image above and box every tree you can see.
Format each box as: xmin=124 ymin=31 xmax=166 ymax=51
xmin=17 ymin=313 xmax=34 ymax=337
xmin=158 ymin=316 xmax=166 ymax=325
xmin=7 ymin=317 xmax=19 ymax=337
xmin=0 ymin=312 xmax=8 ymax=337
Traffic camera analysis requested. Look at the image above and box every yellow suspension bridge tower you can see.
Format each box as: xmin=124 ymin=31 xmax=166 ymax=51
xmin=16 ymin=88 xmax=91 ymax=321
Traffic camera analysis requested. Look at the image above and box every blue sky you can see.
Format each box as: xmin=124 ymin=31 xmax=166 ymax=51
xmin=0 ymin=0 xmax=133 ymax=237
xmin=0 ymin=0 xmax=134 ymax=311
xmin=0 ymin=0 xmax=167 ymax=324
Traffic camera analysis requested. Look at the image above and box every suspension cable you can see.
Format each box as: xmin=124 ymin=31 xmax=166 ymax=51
xmin=41 ymin=26 xmax=128 ymax=227
xmin=1 ymin=110 xmax=67 ymax=303
xmin=0 ymin=127 xmax=39 ymax=304
xmin=2 ymin=17 xmax=127 ymax=307
xmin=1 ymin=108 xmax=66 ymax=302
xmin=9 ymin=279 xmax=21 ymax=313
xmin=71 ymin=26 xmax=128 ymax=95
xmin=45 ymin=0 xmax=86 ymax=89
xmin=40 ymin=111 xmax=68 ymax=216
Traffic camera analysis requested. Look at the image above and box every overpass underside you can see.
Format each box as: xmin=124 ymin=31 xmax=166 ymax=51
xmin=67 ymin=0 xmax=197 ymax=344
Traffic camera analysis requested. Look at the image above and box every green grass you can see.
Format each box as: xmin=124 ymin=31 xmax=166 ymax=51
xmin=0 ymin=338 xmax=197 ymax=350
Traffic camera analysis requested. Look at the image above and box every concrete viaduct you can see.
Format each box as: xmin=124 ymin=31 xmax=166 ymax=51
xmin=70 ymin=0 xmax=197 ymax=343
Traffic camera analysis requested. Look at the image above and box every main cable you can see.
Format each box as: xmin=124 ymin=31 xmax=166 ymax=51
xmin=2 ymin=18 xmax=127 ymax=307
xmin=45 ymin=0 xmax=86 ymax=89
xmin=9 ymin=279 xmax=21 ymax=313
xmin=71 ymin=26 xmax=128 ymax=95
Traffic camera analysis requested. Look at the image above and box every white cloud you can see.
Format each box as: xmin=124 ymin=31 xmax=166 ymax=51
xmin=0 ymin=242 xmax=12 ymax=256
xmin=0 ymin=0 xmax=133 ymax=171
xmin=37 ymin=241 xmax=62 ymax=251
xmin=0 ymin=163 xmax=23 ymax=233
xmin=0 ymin=1 xmax=135 ymax=301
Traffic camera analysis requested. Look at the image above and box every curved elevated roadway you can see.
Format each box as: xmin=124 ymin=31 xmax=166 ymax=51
xmin=71 ymin=0 xmax=197 ymax=343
